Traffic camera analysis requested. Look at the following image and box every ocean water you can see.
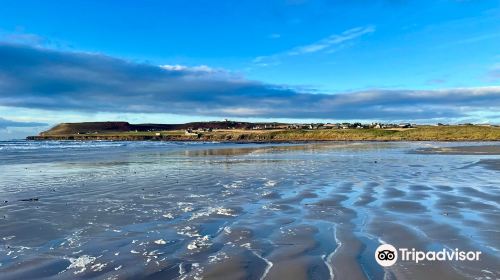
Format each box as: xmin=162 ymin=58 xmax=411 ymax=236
xmin=0 ymin=140 xmax=498 ymax=279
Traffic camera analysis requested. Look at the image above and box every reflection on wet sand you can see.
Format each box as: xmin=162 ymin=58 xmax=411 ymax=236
xmin=182 ymin=142 xmax=402 ymax=157
xmin=414 ymin=145 xmax=500 ymax=155
xmin=0 ymin=141 xmax=499 ymax=279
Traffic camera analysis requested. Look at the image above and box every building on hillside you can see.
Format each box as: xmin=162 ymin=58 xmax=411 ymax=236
xmin=324 ymin=123 xmax=339 ymax=129
xmin=398 ymin=123 xmax=412 ymax=128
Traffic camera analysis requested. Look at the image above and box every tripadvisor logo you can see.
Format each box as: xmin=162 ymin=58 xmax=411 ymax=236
xmin=375 ymin=244 xmax=398 ymax=267
xmin=375 ymin=244 xmax=482 ymax=267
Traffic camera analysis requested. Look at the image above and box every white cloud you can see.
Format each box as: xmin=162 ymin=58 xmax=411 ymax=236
xmin=253 ymin=25 xmax=375 ymax=66
xmin=487 ymin=63 xmax=500 ymax=81
xmin=160 ymin=64 xmax=215 ymax=73
xmin=287 ymin=26 xmax=375 ymax=56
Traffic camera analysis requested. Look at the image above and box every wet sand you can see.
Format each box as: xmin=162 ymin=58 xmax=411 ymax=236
xmin=414 ymin=145 xmax=500 ymax=155
xmin=0 ymin=141 xmax=499 ymax=279
xmin=477 ymin=159 xmax=500 ymax=171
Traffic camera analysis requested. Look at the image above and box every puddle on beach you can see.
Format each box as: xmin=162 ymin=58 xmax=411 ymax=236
xmin=0 ymin=141 xmax=499 ymax=279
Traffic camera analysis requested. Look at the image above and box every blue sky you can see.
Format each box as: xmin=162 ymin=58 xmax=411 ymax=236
xmin=0 ymin=0 xmax=499 ymax=139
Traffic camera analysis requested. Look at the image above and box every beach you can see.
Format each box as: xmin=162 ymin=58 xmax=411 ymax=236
xmin=0 ymin=141 xmax=499 ymax=279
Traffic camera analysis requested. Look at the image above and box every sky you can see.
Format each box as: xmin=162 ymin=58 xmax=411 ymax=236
xmin=0 ymin=0 xmax=499 ymax=139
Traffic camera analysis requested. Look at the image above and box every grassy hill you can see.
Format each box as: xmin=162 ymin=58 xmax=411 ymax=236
xmin=41 ymin=122 xmax=134 ymax=135
xmin=39 ymin=121 xmax=285 ymax=136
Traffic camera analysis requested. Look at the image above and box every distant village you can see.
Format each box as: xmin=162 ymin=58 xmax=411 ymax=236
xmin=181 ymin=119 xmax=498 ymax=135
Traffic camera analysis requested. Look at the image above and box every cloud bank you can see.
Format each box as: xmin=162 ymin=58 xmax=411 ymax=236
xmin=0 ymin=43 xmax=499 ymax=122
xmin=0 ymin=117 xmax=47 ymax=129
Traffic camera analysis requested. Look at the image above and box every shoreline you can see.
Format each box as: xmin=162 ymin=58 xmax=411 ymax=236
xmin=25 ymin=136 xmax=500 ymax=143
